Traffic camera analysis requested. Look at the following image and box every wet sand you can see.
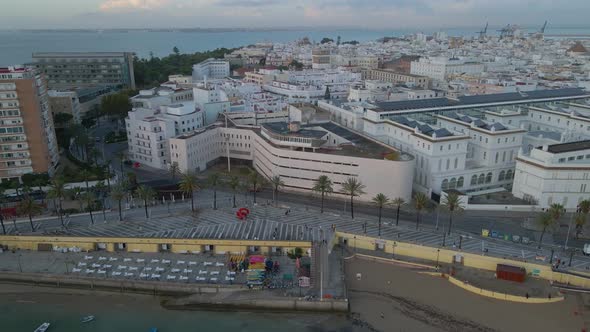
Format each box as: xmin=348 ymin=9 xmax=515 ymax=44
xmin=345 ymin=257 xmax=586 ymax=332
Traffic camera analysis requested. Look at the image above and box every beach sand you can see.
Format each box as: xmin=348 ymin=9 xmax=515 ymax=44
xmin=345 ymin=257 xmax=587 ymax=332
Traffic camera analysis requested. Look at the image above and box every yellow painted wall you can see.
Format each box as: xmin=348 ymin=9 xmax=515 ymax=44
xmin=0 ymin=235 xmax=311 ymax=256
xmin=337 ymin=231 xmax=589 ymax=288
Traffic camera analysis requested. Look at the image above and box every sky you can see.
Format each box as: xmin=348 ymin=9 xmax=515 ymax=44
xmin=1 ymin=0 xmax=589 ymax=30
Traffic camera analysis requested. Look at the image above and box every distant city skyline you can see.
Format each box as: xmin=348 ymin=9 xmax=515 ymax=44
xmin=2 ymin=0 xmax=590 ymax=30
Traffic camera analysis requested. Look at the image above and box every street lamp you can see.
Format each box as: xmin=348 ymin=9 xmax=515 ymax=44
xmin=392 ymin=242 xmax=397 ymax=259
xmin=436 ymin=249 xmax=440 ymax=269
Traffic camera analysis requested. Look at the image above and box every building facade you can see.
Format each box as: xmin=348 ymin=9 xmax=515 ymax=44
xmin=192 ymin=59 xmax=230 ymax=82
xmin=364 ymin=69 xmax=429 ymax=89
xmin=32 ymin=52 xmax=136 ymax=90
xmin=0 ymin=66 xmax=59 ymax=181
xmin=48 ymin=90 xmax=82 ymax=124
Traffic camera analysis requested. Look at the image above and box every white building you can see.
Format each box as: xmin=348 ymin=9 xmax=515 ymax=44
xmin=169 ymin=118 xmax=415 ymax=202
xmin=192 ymin=58 xmax=230 ymax=82
xmin=410 ymin=57 xmax=485 ymax=82
xmin=513 ymin=141 xmax=590 ymax=209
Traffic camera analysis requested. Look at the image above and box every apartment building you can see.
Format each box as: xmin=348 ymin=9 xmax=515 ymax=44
xmin=410 ymin=57 xmax=484 ymax=82
xmin=48 ymin=90 xmax=82 ymax=124
xmin=31 ymin=52 xmax=136 ymax=90
xmin=0 ymin=66 xmax=59 ymax=181
xmin=192 ymin=58 xmax=230 ymax=81
xmin=364 ymin=69 xmax=429 ymax=89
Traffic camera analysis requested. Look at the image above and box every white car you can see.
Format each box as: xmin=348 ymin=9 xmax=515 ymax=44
xmin=583 ymin=244 xmax=590 ymax=256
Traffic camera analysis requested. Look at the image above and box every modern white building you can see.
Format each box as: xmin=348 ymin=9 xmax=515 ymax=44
xmin=192 ymin=58 xmax=230 ymax=82
xmin=513 ymin=141 xmax=590 ymax=209
xmin=169 ymin=117 xmax=414 ymax=201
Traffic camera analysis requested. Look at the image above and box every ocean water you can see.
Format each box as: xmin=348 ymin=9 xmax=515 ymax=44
xmin=0 ymin=288 xmax=350 ymax=332
xmin=1 ymin=26 xmax=590 ymax=65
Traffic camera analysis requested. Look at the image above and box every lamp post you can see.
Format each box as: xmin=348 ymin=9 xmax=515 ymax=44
xmin=436 ymin=249 xmax=440 ymax=268
xmin=392 ymin=242 xmax=397 ymax=259
xmin=565 ymin=207 xmax=580 ymax=250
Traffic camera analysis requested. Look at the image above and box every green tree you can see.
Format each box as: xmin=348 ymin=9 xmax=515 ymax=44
xmin=247 ymin=170 xmax=265 ymax=204
xmin=100 ymin=93 xmax=132 ymax=130
xmin=270 ymin=175 xmax=285 ymax=205
xmin=391 ymin=197 xmax=405 ymax=226
xmin=53 ymin=112 xmax=74 ymax=126
xmin=47 ymin=177 xmax=68 ymax=228
xmin=337 ymin=35 xmax=341 ymax=45
xmin=179 ymin=172 xmax=199 ymax=212
xmin=169 ymin=162 xmax=181 ymax=181
xmin=320 ymin=37 xmax=334 ymax=44
xmin=95 ymin=180 xmax=107 ymax=221
xmin=83 ymin=191 xmax=96 ymax=225
xmin=208 ymin=173 xmax=222 ymax=210
xmin=136 ymin=185 xmax=156 ymax=219
xmin=17 ymin=194 xmax=42 ymax=232
xmin=413 ymin=192 xmax=429 ymax=230
xmin=372 ymin=193 xmax=389 ymax=236
xmin=340 ymin=177 xmax=366 ymax=219
xmin=0 ymin=188 xmax=6 ymax=234
xmin=228 ymin=175 xmax=241 ymax=208
xmin=173 ymin=46 xmax=180 ymax=56
xmin=441 ymin=192 xmax=464 ymax=235
xmin=110 ymin=184 xmax=126 ymax=222
xmin=312 ymin=175 xmax=333 ymax=214
xmin=537 ymin=212 xmax=555 ymax=248
xmin=324 ymin=86 xmax=331 ymax=100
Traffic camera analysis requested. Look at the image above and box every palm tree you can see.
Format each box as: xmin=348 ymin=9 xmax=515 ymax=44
xmin=80 ymin=169 xmax=91 ymax=190
xmin=441 ymin=192 xmax=464 ymax=235
xmin=537 ymin=211 xmax=555 ymax=248
xmin=372 ymin=193 xmax=389 ymax=236
xmin=16 ymin=195 xmax=42 ymax=232
xmin=548 ymin=203 xmax=565 ymax=226
xmin=136 ymin=185 xmax=156 ymax=219
xmin=228 ymin=175 xmax=240 ymax=208
xmin=247 ymin=170 xmax=264 ymax=204
xmin=340 ymin=177 xmax=366 ymax=219
xmin=169 ymin=162 xmax=181 ymax=181
xmin=312 ymin=175 xmax=333 ymax=213
xmin=208 ymin=173 xmax=221 ymax=210
xmin=179 ymin=172 xmax=199 ymax=212
xmin=83 ymin=191 xmax=96 ymax=224
xmin=576 ymin=199 xmax=590 ymax=239
xmin=116 ymin=151 xmax=126 ymax=174
xmin=0 ymin=187 xmax=6 ymax=234
xmin=32 ymin=178 xmax=45 ymax=204
xmin=392 ymin=197 xmax=405 ymax=226
xmin=270 ymin=175 xmax=285 ymax=205
xmin=47 ymin=177 xmax=67 ymax=228
xmin=413 ymin=192 xmax=429 ymax=230
xmin=110 ymin=184 xmax=126 ymax=221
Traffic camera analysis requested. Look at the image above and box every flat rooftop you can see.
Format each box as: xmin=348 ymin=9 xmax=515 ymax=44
xmin=546 ymin=140 xmax=590 ymax=154
xmin=262 ymin=122 xmax=326 ymax=139
xmin=374 ymin=88 xmax=589 ymax=113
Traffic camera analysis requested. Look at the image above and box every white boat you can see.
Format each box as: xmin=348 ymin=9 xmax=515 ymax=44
xmin=81 ymin=315 xmax=95 ymax=323
xmin=34 ymin=322 xmax=50 ymax=332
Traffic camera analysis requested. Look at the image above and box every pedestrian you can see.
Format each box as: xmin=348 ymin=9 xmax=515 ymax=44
xmin=548 ymin=293 xmax=552 ymax=299
xmin=525 ymin=292 xmax=529 ymax=299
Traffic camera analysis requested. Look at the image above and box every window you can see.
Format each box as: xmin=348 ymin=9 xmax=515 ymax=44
xmin=499 ymin=171 xmax=505 ymax=181
xmin=558 ymin=158 xmax=566 ymax=163
xmin=471 ymin=175 xmax=478 ymax=186
xmin=506 ymin=170 xmax=513 ymax=179
xmin=478 ymin=174 xmax=485 ymax=184
xmin=454 ymin=158 xmax=458 ymax=169
xmin=485 ymin=172 xmax=492 ymax=183
xmin=441 ymin=179 xmax=449 ymax=190
xmin=449 ymin=178 xmax=457 ymax=189
xmin=457 ymin=177 xmax=464 ymax=188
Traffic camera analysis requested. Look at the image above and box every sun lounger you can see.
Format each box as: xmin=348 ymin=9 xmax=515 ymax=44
xmin=111 ymin=271 xmax=122 ymax=276
xmin=144 ymin=267 xmax=153 ymax=271
xmin=136 ymin=259 xmax=145 ymax=263
xmin=124 ymin=272 xmax=134 ymax=277
xmin=77 ymin=262 xmax=87 ymax=267
xmin=188 ymin=261 xmax=197 ymax=266
xmin=139 ymin=273 xmax=149 ymax=278
xmin=72 ymin=268 xmax=81 ymax=273
xmin=171 ymin=268 xmax=180 ymax=273
xmin=203 ymin=262 xmax=213 ymax=266
xmin=225 ymin=277 xmax=235 ymax=281
xmin=150 ymin=259 xmax=159 ymax=263
xmin=91 ymin=263 xmax=101 ymax=268
xmin=210 ymin=277 xmax=218 ymax=282
xmin=123 ymin=258 xmax=132 ymax=262
xmin=162 ymin=259 xmax=171 ymax=264
xmin=128 ymin=266 xmax=138 ymax=271
xmin=98 ymin=256 xmax=107 ymax=261
xmin=84 ymin=255 xmax=93 ymax=260
xmin=210 ymin=271 xmax=220 ymax=275
xmin=103 ymin=264 xmax=112 ymax=269
xmin=177 ymin=260 xmax=185 ymax=265
xmin=155 ymin=267 xmax=165 ymax=272
xmin=196 ymin=276 xmax=206 ymax=281
xmin=183 ymin=269 xmax=192 ymax=273
xmin=117 ymin=265 xmax=127 ymax=270
xmin=199 ymin=270 xmax=207 ymax=275
xmin=226 ymin=271 xmax=236 ymax=275
xmin=215 ymin=262 xmax=224 ymax=267
xmin=97 ymin=270 xmax=106 ymax=275
xmin=151 ymin=274 xmax=161 ymax=279
xmin=166 ymin=275 xmax=176 ymax=280
xmin=85 ymin=269 xmax=95 ymax=274
xmin=179 ymin=276 xmax=189 ymax=281
xmin=109 ymin=257 xmax=118 ymax=261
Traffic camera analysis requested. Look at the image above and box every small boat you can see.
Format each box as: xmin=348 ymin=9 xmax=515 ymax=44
xmin=34 ymin=322 xmax=50 ymax=332
xmin=81 ymin=315 xmax=95 ymax=323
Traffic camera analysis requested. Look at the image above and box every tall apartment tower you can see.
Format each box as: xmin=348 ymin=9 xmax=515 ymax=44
xmin=0 ymin=66 xmax=59 ymax=181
